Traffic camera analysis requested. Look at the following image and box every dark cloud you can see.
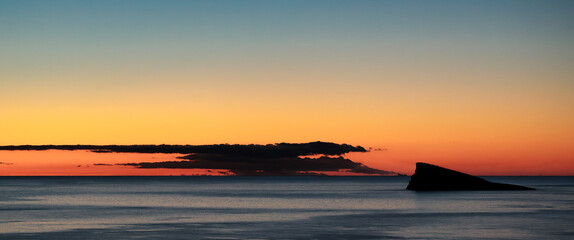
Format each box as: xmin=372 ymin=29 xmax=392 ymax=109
xmin=0 ymin=162 xmax=14 ymax=165
xmin=0 ymin=142 xmax=395 ymax=175
xmin=93 ymin=163 xmax=113 ymax=166
xmin=0 ymin=141 xmax=366 ymax=157
xmin=118 ymin=155 xmax=394 ymax=176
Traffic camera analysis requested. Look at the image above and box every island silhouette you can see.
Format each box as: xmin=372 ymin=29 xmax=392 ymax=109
xmin=407 ymin=162 xmax=535 ymax=191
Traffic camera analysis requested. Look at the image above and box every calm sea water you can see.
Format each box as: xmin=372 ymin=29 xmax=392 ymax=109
xmin=1 ymin=176 xmax=573 ymax=239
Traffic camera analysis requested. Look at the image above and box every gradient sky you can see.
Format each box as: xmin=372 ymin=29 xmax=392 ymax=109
xmin=1 ymin=0 xmax=573 ymax=175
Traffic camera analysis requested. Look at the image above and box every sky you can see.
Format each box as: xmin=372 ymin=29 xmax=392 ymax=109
xmin=1 ymin=0 xmax=573 ymax=176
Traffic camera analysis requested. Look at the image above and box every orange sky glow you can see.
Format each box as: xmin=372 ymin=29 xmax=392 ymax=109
xmin=1 ymin=1 xmax=573 ymax=176
xmin=1 ymin=145 xmax=572 ymax=176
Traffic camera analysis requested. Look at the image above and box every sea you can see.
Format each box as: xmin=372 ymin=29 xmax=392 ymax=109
xmin=1 ymin=176 xmax=573 ymax=240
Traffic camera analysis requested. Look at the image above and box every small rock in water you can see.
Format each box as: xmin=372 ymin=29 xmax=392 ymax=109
xmin=406 ymin=162 xmax=535 ymax=191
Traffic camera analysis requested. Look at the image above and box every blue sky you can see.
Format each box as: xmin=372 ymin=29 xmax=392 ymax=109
xmin=1 ymin=0 xmax=573 ymax=174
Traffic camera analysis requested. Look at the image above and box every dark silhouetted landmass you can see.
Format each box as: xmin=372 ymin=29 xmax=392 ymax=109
xmin=406 ymin=162 xmax=535 ymax=191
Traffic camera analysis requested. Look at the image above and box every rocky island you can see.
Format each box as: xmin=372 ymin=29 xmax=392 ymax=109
xmin=407 ymin=162 xmax=535 ymax=191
